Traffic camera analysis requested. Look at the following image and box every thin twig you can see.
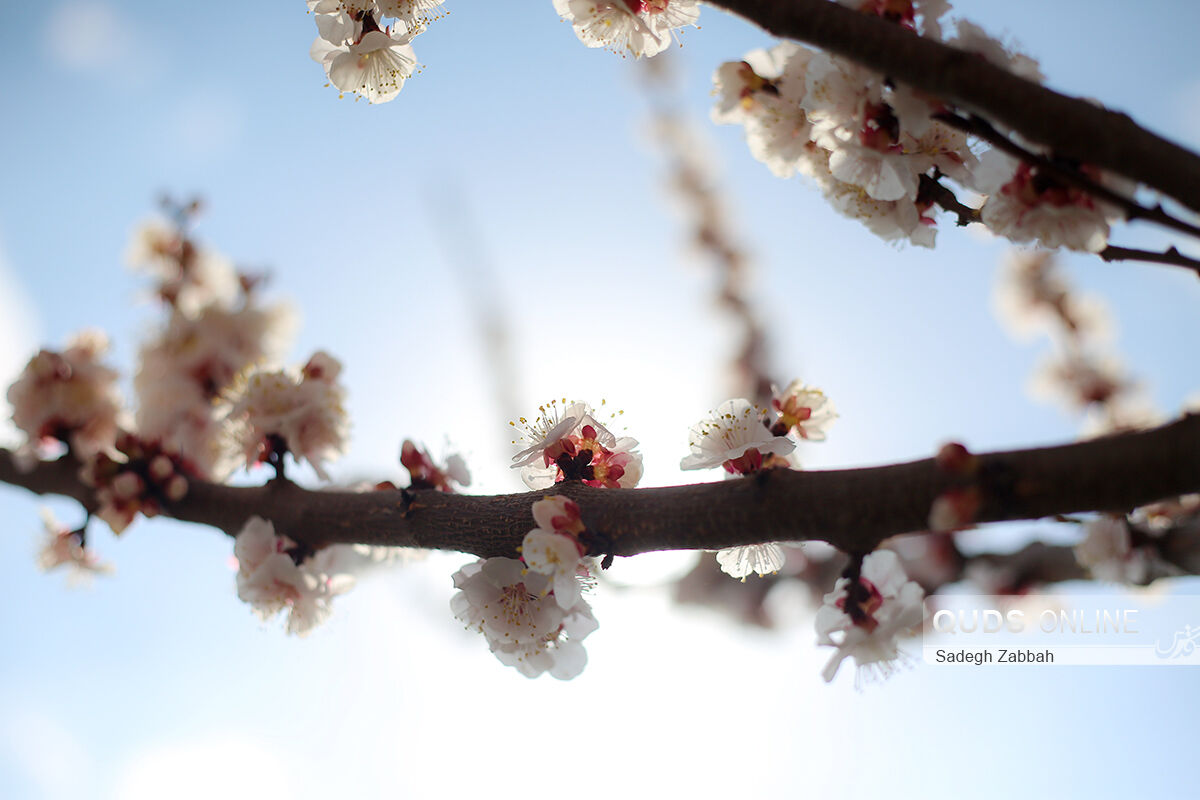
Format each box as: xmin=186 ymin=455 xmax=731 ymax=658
xmin=920 ymin=174 xmax=981 ymax=226
xmin=935 ymin=112 xmax=1200 ymax=242
xmin=925 ymin=173 xmax=1200 ymax=278
xmin=707 ymin=0 xmax=1200 ymax=214
xmin=1099 ymin=245 xmax=1200 ymax=278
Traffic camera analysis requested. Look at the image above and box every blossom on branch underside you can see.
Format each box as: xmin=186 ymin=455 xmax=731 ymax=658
xmin=709 ymin=15 xmax=1130 ymax=253
xmin=816 ymin=550 xmax=925 ymax=686
xmin=680 ymin=384 xmax=836 ymax=580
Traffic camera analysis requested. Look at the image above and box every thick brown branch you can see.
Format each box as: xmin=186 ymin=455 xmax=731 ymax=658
xmin=3 ymin=416 xmax=1199 ymax=561
xmin=706 ymin=0 xmax=1200 ymax=214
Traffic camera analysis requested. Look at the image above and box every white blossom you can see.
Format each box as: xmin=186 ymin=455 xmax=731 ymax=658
xmin=1072 ymin=515 xmax=1176 ymax=584
xmin=680 ymin=398 xmax=794 ymax=472
xmin=816 ymin=155 xmax=938 ymax=247
xmin=451 ymin=557 xmax=597 ymax=680
xmin=378 ymin=0 xmax=445 ymax=27
xmin=815 ymin=550 xmax=925 ymax=685
xmin=511 ymin=400 xmax=642 ymax=489
xmin=518 ymin=404 xmax=642 ymax=490
xmin=309 ymin=1 xmax=367 ymax=46
xmin=135 ymin=304 xmax=294 ymax=479
xmin=803 ymin=54 xmax=922 ymax=202
xmin=971 ymin=150 xmax=1129 ymax=253
xmin=715 ymin=543 xmax=785 ymax=580
xmin=313 ymin=26 xmax=417 ymax=104
xmin=772 ymin=380 xmax=837 ymax=441
xmin=1028 ymin=350 xmax=1130 ymax=413
xmin=124 ymin=219 xmax=241 ymax=317
xmin=451 ymin=557 xmax=564 ymax=646
xmin=991 ymin=249 xmax=1113 ymax=343
xmin=552 ymin=0 xmax=699 ymax=59
xmin=226 ymin=351 xmax=349 ymax=480
xmin=7 ymin=330 xmax=122 ymax=458
xmin=36 ymin=509 xmax=112 ymax=582
xmin=510 ymin=399 xmax=585 ymax=467
xmin=523 ymin=496 xmax=587 ymax=609
xmin=492 ymin=601 xmax=598 ymax=680
xmin=712 ymin=43 xmax=824 ymax=179
xmin=234 ymin=516 xmax=354 ymax=636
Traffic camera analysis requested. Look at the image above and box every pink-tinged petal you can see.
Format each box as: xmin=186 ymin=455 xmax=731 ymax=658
xmin=549 ymin=640 xmax=588 ymax=680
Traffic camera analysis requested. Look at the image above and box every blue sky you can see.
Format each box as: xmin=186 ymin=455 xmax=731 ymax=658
xmin=2 ymin=1 xmax=1200 ymax=798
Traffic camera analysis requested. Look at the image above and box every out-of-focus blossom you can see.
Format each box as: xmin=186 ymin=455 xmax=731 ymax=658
xmin=36 ymin=509 xmax=112 ymax=582
xmin=227 ymin=351 xmax=348 ymax=481
xmin=552 ymin=0 xmax=700 ymax=59
xmin=234 ymin=516 xmax=355 ymax=636
xmin=816 ymin=550 xmax=925 ymax=685
xmin=8 ymin=330 xmax=122 ymax=458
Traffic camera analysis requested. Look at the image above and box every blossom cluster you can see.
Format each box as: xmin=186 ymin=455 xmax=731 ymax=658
xmin=130 ymin=216 xmax=297 ymax=481
xmin=445 ymin=400 xmax=650 ymax=679
xmin=712 ymin=3 xmax=1127 ymax=251
xmin=309 ymin=1 xmax=446 ymax=103
xmin=79 ymin=434 xmax=190 ymax=535
xmin=510 ymin=399 xmax=642 ymax=490
xmin=993 ymin=249 xmax=1157 ymax=435
xmin=226 ymin=351 xmax=349 ymax=480
xmin=680 ymin=380 xmax=836 ymax=579
xmin=304 ymin=0 xmax=1137 ymax=254
xmin=125 ymin=216 xmax=242 ymax=317
xmin=815 ymin=549 xmax=925 ymax=685
xmin=308 ymin=1 xmax=705 ymax=104
xmin=7 ymin=329 xmax=122 ymax=459
xmin=1073 ymin=510 xmax=1186 ymax=586
xmin=7 ymin=209 xmax=349 ymax=554
xmin=552 ymin=0 xmax=700 ymax=59
xmin=233 ymin=516 xmax=357 ymax=635
xmin=452 ymin=496 xmax=598 ymax=679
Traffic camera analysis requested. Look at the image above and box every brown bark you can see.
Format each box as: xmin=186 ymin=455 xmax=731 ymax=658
xmin=706 ymin=0 xmax=1200 ymax=215
xmin=3 ymin=415 xmax=1198 ymax=561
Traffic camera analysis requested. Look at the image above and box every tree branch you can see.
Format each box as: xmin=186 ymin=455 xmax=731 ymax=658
xmin=1099 ymin=245 xmax=1200 ymax=278
xmin=706 ymin=0 xmax=1200 ymax=215
xmin=920 ymin=174 xmax=981 ymax=226
xmin=922 ymin=173 xmax=1200 ymax=278
xmin=934 ymin=112 xmax=1200 ymax=242
xmin=4 ymin=415 xmax=1198 ymax=560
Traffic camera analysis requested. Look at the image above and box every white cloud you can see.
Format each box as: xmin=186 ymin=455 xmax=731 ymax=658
xmin=43 ymin=2 xmax=163 ymax=88
xmin=112 ymin=734 xmax=297 ymax=800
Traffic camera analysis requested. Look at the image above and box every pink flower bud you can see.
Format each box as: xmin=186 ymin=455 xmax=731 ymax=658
xmin=111 ymin=471 xmax=145 ymax=502
xmin=149 ymin=454 xmax=175 ymax=481
xmin=165 ymin=474 xmax=189 ymax=502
